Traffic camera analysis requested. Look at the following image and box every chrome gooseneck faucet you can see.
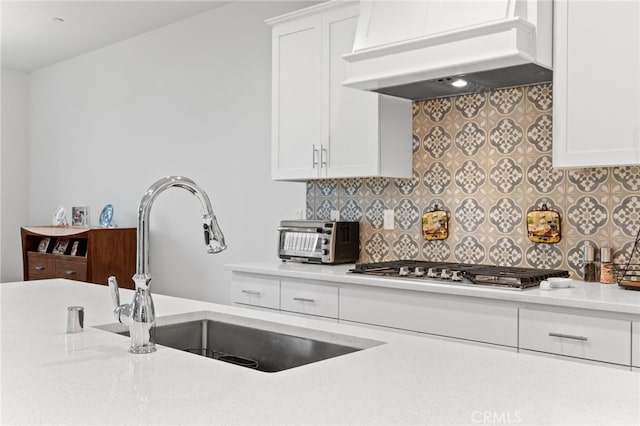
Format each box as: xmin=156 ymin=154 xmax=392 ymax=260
xmin=108 ymin=176 xmax=227 ymax=354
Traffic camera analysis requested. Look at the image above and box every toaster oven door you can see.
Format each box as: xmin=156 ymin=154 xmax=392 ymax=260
xmin=278 ymin=228 xmax=324 ymax=263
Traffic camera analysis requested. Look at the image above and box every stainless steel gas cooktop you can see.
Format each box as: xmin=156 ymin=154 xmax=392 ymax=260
xmin=349 ymin=260 xmax=570 ymax=290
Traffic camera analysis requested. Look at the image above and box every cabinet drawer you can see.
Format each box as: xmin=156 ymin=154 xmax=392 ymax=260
xmin=27 ymin=254 xmax=55 ymax=279
xmin=633 ymin=321 xmax=640 ymax=368
xmin=281 ymin=280 xmax=338 ymax=319
xmin=55 ymin=260 xmax=87 ymax=281
xmin=231 ymin=274 xmax=280 ymax=310
xmin=340 ymin=286 xmax=517 ymax=347
xmin=519 ymin=309 xmax=631 ymax=366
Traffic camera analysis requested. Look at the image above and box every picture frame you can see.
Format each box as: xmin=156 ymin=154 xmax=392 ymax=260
xmin=53 ymin=238 xmax=70 ymax=255
xmin=37 ymin=238 xmax=51 ymax=253
xmin=70 ymin=241 xmax=79 ymax=256
xmin=72 ymin=206 xmax=88 ymax=226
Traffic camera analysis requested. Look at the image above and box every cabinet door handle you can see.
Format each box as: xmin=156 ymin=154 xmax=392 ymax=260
xmin=312 ymin=145 xmax=319 ymax=168
xmin=241 ymin=290 xmax=261 ymax=296
xmin=293 ymin=297 xmax=315 ymax=303
xmin=548 ymin=332 xmax=588 ymax=341
xmin=34 ymin=266 xmax=45 ymax=271
xmin=320 ymin=145 xmax=328 ymax=168
xmin=64 ymin=270 xmax=77 ymax=275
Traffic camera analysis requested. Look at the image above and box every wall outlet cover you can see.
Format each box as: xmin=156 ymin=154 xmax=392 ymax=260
xmin=330 ymin=210 xmax=341 ymax=221
xmin=383 ymin=209 xmax=394 ymax=230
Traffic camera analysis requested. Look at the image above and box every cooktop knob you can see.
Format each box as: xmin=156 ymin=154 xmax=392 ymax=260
xmin=414 ymin=266 xmax=425 ymax=277
xmin=451 ymin=271 xmax=463 ymax=281
xmin=399 ymin=266 xmax=410 ymax=276
xmin=427 ymin=268 xmax=438 ymax=278
xmin=440 ymin=269 xmax=451 ymax=279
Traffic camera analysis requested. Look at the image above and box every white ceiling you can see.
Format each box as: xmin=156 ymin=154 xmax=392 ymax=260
xmin=1 ymin=1 xmax=231 ymax=72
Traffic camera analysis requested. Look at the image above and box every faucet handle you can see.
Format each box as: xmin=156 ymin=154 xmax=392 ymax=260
xmin=108 ymin=276 xmax=131 ymax=324
xmin=108 ymin=276 xmax=120 ymax=308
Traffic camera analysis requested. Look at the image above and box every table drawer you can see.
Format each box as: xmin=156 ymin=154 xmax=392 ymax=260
xmin=519 ymin=309 xmax=631 ymax=366
xmin=27 ymin=254 xmax=55 ymax=279
xmin=231 ymin=274 xmax=280 ymax=310
xmin=281 ymin=280 xmax=338 ymax=319
xmin=54 ymin=260 xmax=87 ymax=281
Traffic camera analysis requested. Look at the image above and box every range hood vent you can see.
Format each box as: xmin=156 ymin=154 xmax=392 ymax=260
xmin=342 ymin=0 xmax=553 ymax=100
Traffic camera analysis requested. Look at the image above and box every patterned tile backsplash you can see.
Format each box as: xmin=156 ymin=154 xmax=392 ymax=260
xmin=307 ymin=83 xmax=640 ymax=278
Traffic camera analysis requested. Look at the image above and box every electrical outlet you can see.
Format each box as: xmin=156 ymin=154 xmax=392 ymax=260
xmin=330 ymin=210 xmax=341 ymax=221
xmin=294 ymin=209 xmax=305 ymax=220
xmin=383 ymin=209 xmax=394 ymax=230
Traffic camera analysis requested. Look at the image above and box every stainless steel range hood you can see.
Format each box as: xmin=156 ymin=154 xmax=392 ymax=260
xmin=342 ymin=0 xmax=553 ymax=100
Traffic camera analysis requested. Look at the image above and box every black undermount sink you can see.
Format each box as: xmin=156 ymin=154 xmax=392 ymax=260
xmin=114 ymin=313 xmax=383 ymax=373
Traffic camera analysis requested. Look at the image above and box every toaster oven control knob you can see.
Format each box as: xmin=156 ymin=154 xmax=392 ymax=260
xmin=399 ymin=266 xmax=410 ymax=276
xmin=321 ymin=249 xmax=329 ymax=255
xmin=414 ymin=267 xmax=425 ymax=277
xmin=322 ymin=238 xmax=329 ymax=245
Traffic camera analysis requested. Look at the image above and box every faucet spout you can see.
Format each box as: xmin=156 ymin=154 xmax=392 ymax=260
xmin=110 ymin=176 xmax=227 ymax=354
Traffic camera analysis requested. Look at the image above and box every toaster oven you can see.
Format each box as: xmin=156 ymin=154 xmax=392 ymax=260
xmin=278 ymin=220 xmax=359 ymax=264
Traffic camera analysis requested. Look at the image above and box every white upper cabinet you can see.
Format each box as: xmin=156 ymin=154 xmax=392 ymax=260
xmin=553 ymin=0 xmax=640 ymax=168
xmin=268 ymin=1 xmax=412 ymax=181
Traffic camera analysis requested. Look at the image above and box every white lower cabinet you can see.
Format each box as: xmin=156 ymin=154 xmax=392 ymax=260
xmin=339 ymin=286 xmax=518 ymax=347
xmin=281 ymin=280 xmax=339 ymax=319
xmin=230 ymin=274 xmax=280 ymax=310
xmin=633 ymin=321 xmax=640 ymax=369
xmin=519 ymin=308 xmax=631 ymax=366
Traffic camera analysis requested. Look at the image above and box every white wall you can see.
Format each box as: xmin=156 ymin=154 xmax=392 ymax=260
xmin=1 ymin=69 xmax=30 ymax=282
xmin=27 ymin=1 xmax=309 ymax=303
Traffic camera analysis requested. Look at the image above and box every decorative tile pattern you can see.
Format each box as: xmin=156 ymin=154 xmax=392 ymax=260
xmin=489 ymin=158 xmax=523 ymax=193
xmin=488 ymin=237 xmax=523 ymax=266
xmin=567 ymin=168 xmax=608 ymax=192
xmin=394 ymin=199 xmax=421 ymax=230
xmin=423 ymin=126 xmax=452 ymax=159
xmin=566 ymin=196 xmax=608 ymax=235
xmin=423 ymin=98 xmax=452 ymax=122
xmin=392 ymin=234 xmax=420 ymax=259
xmin=454 ymin=160 xmax=486 ymax=194
xmin=489 ymin=198 xmax=523 ymax=233
xmin=613 ymin=166 xmax=640 ymax=191
xmin=423 ymin=162 xmax=452 ymax=195
xmin=527 ymin=156 xmax=563 ymax=193
xmin=489 ymin=118 xmax=523 ymax=154
xmin=489 ymin=88 xmax=523 ymax=114
xmin=526 ymin=114 xmax=553 ymax=152
xmin=306 ymin=83 xmax=640 ymax=275
xmin=454 ymin=236 xmax=485 ymax=264
xmin=364 ymin=233 xmax=390 ymax=262
xmin=455 ymin=93 xmax=486 ymax=118
xmin=454 ymin=198 xmax=485 ymax=232
xmin=455 ymin=122 xmax=486 ymax=156
xmin=612 ymin=196 xmax=640 ymax=237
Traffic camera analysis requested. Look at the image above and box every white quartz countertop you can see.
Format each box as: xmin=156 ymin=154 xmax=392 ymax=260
xmin=226 ymin=262 xmax=640 ymax=315
xmin=2 ymin=279 xmax=639 ymax=425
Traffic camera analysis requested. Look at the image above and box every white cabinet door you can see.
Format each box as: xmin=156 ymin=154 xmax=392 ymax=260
xmin=269 ymin=2 xmax=412 ymax=181
xmin=633 ymin=321 xmax=640 ymax=368
xmin=270 ymin=15 xmax=322 ymax=180
xmin=553 ymin=1 xmax=640 ymax=167
xmin=519 ymin=308 xmax=631 ymax=366
xmin=230 ymin=273 xmax=280 ymax=310
xmin=281 ymin=280 xmax=339 ymax=319
xmin=340 ymin=285 xmax=518 ymax=347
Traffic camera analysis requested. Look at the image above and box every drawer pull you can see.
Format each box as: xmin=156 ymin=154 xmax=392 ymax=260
xmin=293 ymin=297 xmax=316 ymax=303
xmin=548 ymin=332 xmax=588 ymax=342
xmin=34 ymin=266 xmax=46 ymax=271
xmin=241 ymin=290 xmax=261 ymax=296
xmin=64 ymin=270 xmax=77 ymax=275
